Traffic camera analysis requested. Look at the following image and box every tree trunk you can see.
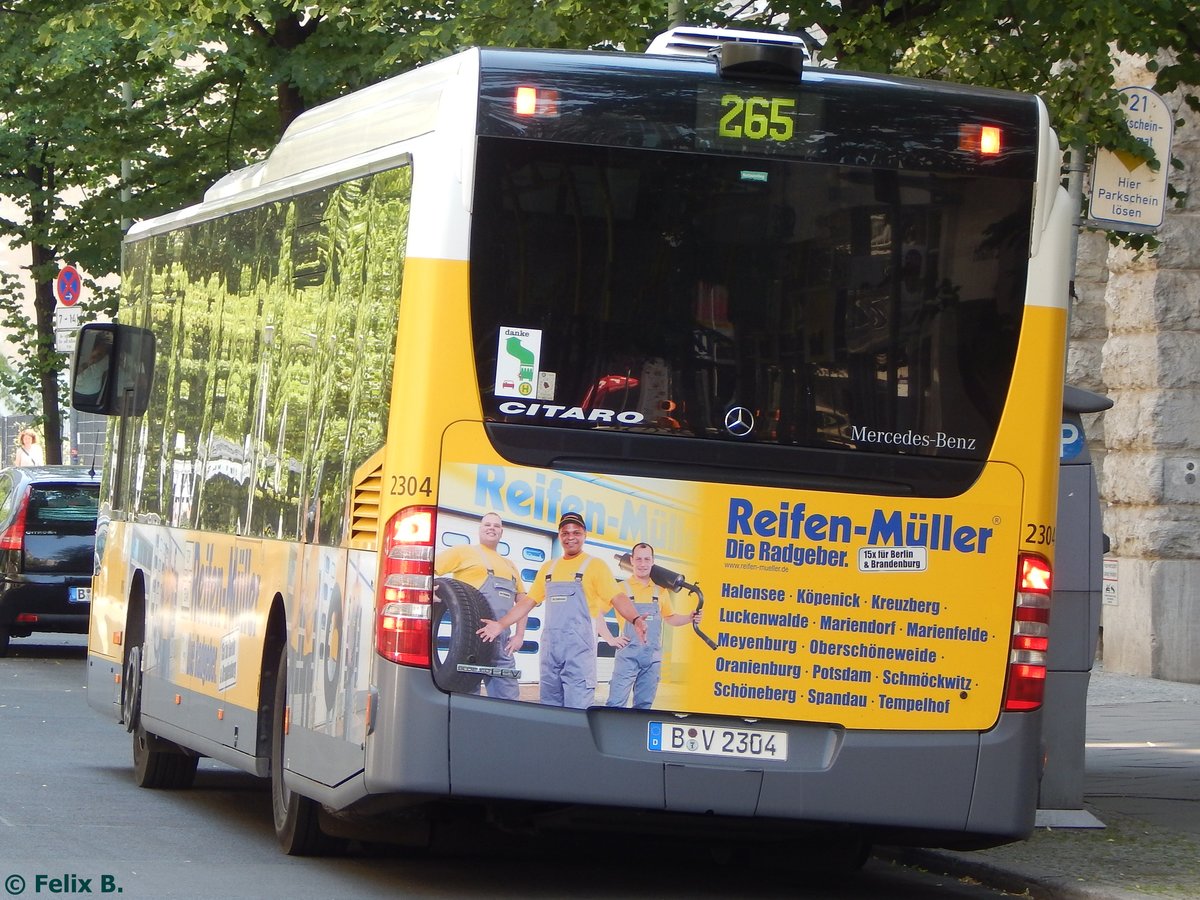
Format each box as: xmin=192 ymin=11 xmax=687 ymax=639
xmin=28 ymin=240 xmax=63 ymax=465
xmin=277 ymin=80 xmax=306 ymax=134
xmin=273 ymin=11 xmax=312 ymax=134
xmin=26 ymin=152 xmax=63 ymax=466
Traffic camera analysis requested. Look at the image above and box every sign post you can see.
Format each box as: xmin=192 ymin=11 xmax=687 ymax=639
xmin=54 ymin=265 xmax=84 ymax=352
xmin=1087 ymin=87 xmax=1174 ymax=233
xmin=54 ymin=307 xmax=81 ymax=353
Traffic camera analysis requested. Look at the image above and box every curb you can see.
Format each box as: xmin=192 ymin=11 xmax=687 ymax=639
xmin=877 ymin=847 xmax=1155 ymax=900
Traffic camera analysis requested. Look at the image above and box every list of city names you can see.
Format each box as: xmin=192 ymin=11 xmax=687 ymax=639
xmin=712 ymin=496 xmax=999 ymax=716
xmin=712 ymin=580 xmax=984 ymax=714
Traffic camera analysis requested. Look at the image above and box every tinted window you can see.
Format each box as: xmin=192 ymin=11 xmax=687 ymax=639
xmin=26 ymin=485 xmax=100 ymax=535
xmin=470 ymin=138 xmax=1030 ymax=462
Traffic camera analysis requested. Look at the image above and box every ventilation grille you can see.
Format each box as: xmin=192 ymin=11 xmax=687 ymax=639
xmin=646 ymin=26 xmax=810 ymax=59
xmin=349 ymin=451 xmax=385 ymax=549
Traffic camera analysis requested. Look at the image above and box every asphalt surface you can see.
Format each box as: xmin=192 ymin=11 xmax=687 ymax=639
xmin=6 ymin=637 xmax=1196 ymax=897
xmin=892 ymin=665 xmax=1200 ymax=899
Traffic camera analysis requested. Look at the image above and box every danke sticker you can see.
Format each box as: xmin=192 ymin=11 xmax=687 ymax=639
xmin=494 ymin=326 xmax=542 ymax=398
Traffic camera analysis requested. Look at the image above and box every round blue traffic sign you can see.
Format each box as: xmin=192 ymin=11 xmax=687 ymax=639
xmin=56 ymin=265 xmax=82 ymax=306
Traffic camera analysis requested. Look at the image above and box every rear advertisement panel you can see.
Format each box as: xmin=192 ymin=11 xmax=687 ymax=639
xmin=436 ymin=422 xmax=1021 ymax=731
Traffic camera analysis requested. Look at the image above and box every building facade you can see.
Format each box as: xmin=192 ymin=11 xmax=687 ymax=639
xmin=1069 ymin=56 xmax=1200 ymax=683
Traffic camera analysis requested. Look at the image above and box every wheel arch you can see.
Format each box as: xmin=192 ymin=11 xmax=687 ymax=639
xmin=125 ymin=568 xmax=147 ymax=650
xmin=257 ymin=593 xmax=288 ymax=758
xmin=119 ymin=569 xmax=148 ymax=726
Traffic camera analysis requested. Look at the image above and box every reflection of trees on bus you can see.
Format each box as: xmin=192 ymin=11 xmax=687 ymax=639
xmin=122 ymin=167 xmax=411 ymax=546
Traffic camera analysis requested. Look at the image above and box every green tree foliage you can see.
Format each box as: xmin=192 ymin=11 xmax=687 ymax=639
xmin=55 ymin=1 xmax=1198 ymax=177
xmin=0 ymin=2 xmax=142 ymax=457
xmin=0 ymin=1 xmax=277 ymax=454
xmin=762 ymin=1 xmax=1196 ymax=185
xmin=53 ymin=1 xmax=728 ymax=137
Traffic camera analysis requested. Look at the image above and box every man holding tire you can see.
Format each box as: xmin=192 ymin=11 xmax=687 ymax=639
xmin=478 ymin=512 xmax=648 ymax=709
xmin=436 ymin=512 xmax=527 ymax=700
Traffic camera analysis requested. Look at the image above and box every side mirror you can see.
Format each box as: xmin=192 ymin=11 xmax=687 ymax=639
xmin=71 ymin=322 xmax=156 ymax=416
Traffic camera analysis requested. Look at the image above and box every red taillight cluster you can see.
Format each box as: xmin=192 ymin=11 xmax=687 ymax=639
xmin=376 ymin=505 xmax=435 ymax=667
xmin=0 ymin=488 xmax=31 ymax=551
xmin=1004 ymin=553 xmax=1052 ymax=711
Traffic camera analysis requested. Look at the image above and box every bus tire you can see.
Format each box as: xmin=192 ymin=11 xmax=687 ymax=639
xmin=271 ymin=643 xmax=339 ymax=855
xmin=431 ymin=578 xmax=495 ymax=693
xmin=133 ymin=724 xmax=198 ymax=790
xmin=126 ymin=639 xmax=198 ymax=790
xmin=122 ymin=644 xmax=142 ymax=732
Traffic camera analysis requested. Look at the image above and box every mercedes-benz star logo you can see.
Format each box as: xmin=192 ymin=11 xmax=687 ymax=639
xmin=724 ymin=406 xmax=755 ymax=438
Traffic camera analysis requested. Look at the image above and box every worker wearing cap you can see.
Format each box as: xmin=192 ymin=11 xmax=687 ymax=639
xmin=435 ymin=511 xmax=527 ymax=700
xmin=478 ymin=512 xmax=648 ymax=708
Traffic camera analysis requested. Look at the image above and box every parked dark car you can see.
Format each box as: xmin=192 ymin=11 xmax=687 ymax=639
xmin=0 ymin=465 xmax=100 ymax=656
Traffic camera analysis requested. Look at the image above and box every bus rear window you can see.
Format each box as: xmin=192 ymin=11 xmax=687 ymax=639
xmin=470 ymin=138 xmax=1031 ymax=461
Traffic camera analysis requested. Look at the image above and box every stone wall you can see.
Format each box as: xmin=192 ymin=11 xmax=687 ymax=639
xmin=1082 ymin=56 xmax=1200 ymax=683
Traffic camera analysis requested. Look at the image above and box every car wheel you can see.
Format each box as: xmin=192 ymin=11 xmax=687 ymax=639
xmin=0 ymin=626 xmax=10 ymax=657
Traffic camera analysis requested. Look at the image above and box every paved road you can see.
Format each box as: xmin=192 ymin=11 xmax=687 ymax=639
xmin=1 ymin=636 xmax=1025 ymax=899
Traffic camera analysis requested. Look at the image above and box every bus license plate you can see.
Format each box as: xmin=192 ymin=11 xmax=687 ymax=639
xmin=648 ymin=722 xmax=788 ymax=761
xmin=69 ymin=587 xmax=91 ymax=603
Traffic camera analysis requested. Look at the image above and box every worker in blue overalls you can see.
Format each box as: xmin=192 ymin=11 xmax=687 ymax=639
xmin=478 ymin=512 xmax=648 ymax=709
xmin=605 ymin=542 xmax=702 ymax=710
xmin=435 ymin=511 xmax=527 ymax=699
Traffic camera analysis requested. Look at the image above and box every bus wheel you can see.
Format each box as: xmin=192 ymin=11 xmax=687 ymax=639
xmin=127 ymin=643 xmax=198 ymax=789
xmin=271 ymin=644 xmax=339 ymax=855
xmin=133 ymin=725 xmax=198 ymax=789
xmin=431 ymin=579 xmax=495 ymax=693
xmin=121 ymin=644 xmax=142 ymax=731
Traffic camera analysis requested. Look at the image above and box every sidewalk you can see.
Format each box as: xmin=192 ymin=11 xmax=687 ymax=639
xmin=891 ymin=666 xmax=1200 ymax=899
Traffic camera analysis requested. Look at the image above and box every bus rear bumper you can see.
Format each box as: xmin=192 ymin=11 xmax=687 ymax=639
xmin=363 ymin=668 xmax=1041 ymax=847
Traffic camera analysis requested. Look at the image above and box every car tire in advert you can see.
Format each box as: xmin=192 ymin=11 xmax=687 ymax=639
xmin=431 ymin=578 xmax=495 ymax=693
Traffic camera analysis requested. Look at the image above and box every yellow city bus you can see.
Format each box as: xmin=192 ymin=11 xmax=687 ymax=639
xmin=74 ymin=27 xmax=1071 ymax=857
